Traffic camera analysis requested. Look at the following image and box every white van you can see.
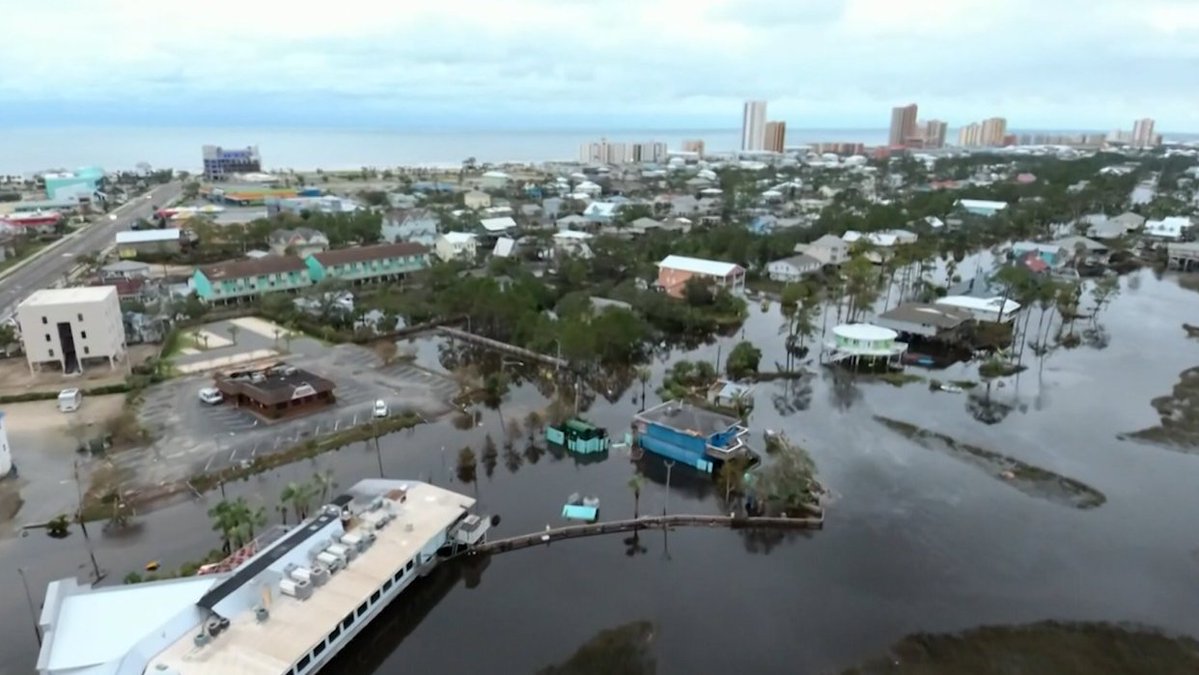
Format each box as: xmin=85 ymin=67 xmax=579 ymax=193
xmin=57 ymin=388 xmax=82 ymax=413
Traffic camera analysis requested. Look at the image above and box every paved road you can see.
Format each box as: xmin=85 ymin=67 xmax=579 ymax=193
xmin=0 ymin=181 xmax=184 ymax=320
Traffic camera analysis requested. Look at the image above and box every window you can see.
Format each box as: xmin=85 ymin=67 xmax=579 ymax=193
xmin=342 ymin=613 xmax=353 ymax=630
xmin=83 ymin=347 xmax=90 ymax=355
xmin=383 ymin=579 xmax=392 ymax=592
xmin=41 ymin=316 xmax=47 ymax=324
xmin=77 ymin=313 xmax=83 ymax=322
xmin=370 ymin=590 xmax=381 ymax=603
xmin=329 ymin=626 xmax=341 ymax=641
xmin=356 ymin=602 xmax=368 ymax=617
xmin=394 ymin=570 xmax=403 ymax=582
xmin=45 ymin=334 xmax=51 ymax=342
xmin=80 ymin=331 xmax=87 ymax=339
xmin=296 ymin=655 xmax=310 ymax=671
xmin=313 ymin=640 xmax=326 ymax=657
xmin=49 ymin=349 xmax=54 ymax=357
xmin=406 ymin=560 xmax=414 ymax=571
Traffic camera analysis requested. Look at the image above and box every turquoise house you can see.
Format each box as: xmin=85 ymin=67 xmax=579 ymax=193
xmin=305 ymin=242 xmax=430 ymax=284
xmin=193 ymin=257 xmax=312 ymax=302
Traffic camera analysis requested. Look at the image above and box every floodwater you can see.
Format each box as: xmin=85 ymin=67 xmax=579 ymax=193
xmin=3 ymin=268 xmax=1199 ymax=674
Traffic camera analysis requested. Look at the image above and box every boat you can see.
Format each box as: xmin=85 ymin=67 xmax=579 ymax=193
xmin=562 ymin=493 xmax=599 ymax=521
xmin=939 ymin=384 xmax=964 ymax=393
xmin=36 ymin=480 xmax=491 ymax=675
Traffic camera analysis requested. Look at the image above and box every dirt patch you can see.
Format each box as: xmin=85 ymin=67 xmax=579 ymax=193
xmin=875 ymin=416 xmax=1106 ymax=509
xmin=843 ymin=621 xmax=1199 ymax=674
xmin=0 ymin=344 xmax=158 ymax=397
xmin=1122 ymin=366 xmax=1199 ymax=452
xmin=2 ymin=394 xmax=125 ymax=435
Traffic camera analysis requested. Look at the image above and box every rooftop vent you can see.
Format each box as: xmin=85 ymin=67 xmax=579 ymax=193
xmin=255 ymin=606 xmax=270 ymax=622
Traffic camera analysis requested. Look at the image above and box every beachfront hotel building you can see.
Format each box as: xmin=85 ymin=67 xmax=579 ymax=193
xmin=202 ymin=145 xmax=262 ymax=181
xmin=741 ymin=100 xmax=767 ymax=151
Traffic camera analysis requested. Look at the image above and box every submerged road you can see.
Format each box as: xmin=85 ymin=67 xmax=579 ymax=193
xmin=0 ymin=181 xmax=183 ymax=321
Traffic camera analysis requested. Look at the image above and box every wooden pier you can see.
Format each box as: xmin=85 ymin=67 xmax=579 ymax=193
xmin=436 ymin=326 xmax=570 ymax=369
xmin=449 ymin=513 xmax=823 ymax=558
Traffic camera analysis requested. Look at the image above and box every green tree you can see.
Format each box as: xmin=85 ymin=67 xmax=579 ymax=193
xmin=682 ymin=277 xmax=714 ymax=306
xmin=628 ymin=474 xmax=645 ymax=519
xmin=725 ymin=341 xmax=763 ymax=380
xmin=481 ymin=434 xmax=499 ymax=478
xmin=456 ymin=446 xmax=478 ymax=483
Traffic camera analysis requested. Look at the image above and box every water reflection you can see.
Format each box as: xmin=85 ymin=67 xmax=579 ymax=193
xmin=536 ymin=621 xmax=657 ymax=675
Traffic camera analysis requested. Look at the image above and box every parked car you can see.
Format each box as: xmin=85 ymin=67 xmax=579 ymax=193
xmin=372 ymin=399 xmax=389 ymax=418
xmin=198 ymin=387 xmax=224 ymax=405
xmin=57 ymin=388 xmax=82 ymax=413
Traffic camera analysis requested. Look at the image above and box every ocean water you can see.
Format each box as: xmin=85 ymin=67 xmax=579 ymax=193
xmin=0 ymin=126 xmax=892 ymax=173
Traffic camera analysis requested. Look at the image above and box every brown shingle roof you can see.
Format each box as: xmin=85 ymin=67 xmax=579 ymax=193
xmin=310 ymin=242 xmax=429 ymax=267
xmin=199 ymin=256 xmax=307 ymax=281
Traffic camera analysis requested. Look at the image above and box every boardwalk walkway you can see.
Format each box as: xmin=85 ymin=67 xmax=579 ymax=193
xmin=449 ymin=513 xmax=823 ymax=558
xmin=436 ymin=326 xmax=570 ymax=369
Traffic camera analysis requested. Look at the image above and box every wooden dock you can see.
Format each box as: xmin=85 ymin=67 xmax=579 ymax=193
xmin=436 ymin=326 xmax=570 ymax=369
xmin=449 ymin=513 xmax=823 ymax=558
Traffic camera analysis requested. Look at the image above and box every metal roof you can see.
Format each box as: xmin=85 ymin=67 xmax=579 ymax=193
xmin=115 ymin=228 xmax=180 ymax=244
xmin=657 ymin=254 xmax=742 ymax=278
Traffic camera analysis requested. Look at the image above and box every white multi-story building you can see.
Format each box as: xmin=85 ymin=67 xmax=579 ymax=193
xmin=741 ymin=100 xmax=767 ymax=151
xmin=435 ymin=232 xmax=478 ymax=262
xmin=16 ymin=286 xmax=126 ymax=374
xmin=1131 ymin=118 xmax=1157 ymax=148
xmin=578 ymin=139 xmax=665 ymax=165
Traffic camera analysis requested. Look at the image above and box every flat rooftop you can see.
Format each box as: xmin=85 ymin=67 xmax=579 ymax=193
xmin=19 ymin=286 xmax=117 ymax=307
xmin=151 ymin=481 xmax=474 ymax=675
xmin=636 ymin=400 xmax=741 ymax=437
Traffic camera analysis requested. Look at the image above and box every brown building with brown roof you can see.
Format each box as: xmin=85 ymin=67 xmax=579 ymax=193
xmin=214 ymin=362 xmax=335 ymax=421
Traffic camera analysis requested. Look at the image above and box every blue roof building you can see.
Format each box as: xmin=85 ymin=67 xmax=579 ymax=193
xmin=632 ymin=400 xmax=750 ymax=473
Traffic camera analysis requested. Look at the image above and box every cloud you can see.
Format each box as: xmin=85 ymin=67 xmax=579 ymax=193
xmin=1 ymin=0 xmax=1197 ymax=130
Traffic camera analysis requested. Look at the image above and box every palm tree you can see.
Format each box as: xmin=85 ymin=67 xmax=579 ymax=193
xmin=312 ymin=470 xmax=336 ymax=504
xmin=628 ymin=474 xmax=645 ymax=519
xmin=226 ymin=323 xmax=240 ymax=346
xmin=524 ymin=410 xmax=544 ymax=443
xmin=280 ymin=481 xmax=316 ymax=522
xmin=273 ymin=327 xmax=282 ymax=349
xmin=208 ymin=500 xmax=239 ymax=553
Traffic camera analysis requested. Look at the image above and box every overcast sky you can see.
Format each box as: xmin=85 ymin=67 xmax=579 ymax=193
xmin=3 ymin=0 xmax=1198 ymax=131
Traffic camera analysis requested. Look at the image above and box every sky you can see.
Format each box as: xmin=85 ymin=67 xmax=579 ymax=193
xmin=3 ymin=0 xmax=1199 ymax=131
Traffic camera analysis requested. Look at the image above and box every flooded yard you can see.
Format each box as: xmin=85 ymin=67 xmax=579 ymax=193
xmin=2 ymin=268 xmax=1199 ymax=674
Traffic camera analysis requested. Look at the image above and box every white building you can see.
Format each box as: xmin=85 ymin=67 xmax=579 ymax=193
xmin=17 ymin=286 xmax=126 ymax=374
xmin=741 ymin=100 xmax=767 ymax=151
xmin=479 ymin=216 xmax=517 ymax=234
xmin=956 ymin=199 xmax=1009 ymax=217
xmin=480 ymin=171 xmax=510 ymax=190
xmin=463 ymin=190 xmax=491 ymax=209
xmin=435 ymin=232 xmax=478 ymax=262
xmin=794 ymin=234 xmax=850 ymax=266
xmin=1144 ymin=216 xmax=1193 ymax=240
xmin=767 ymin=254 xmax=823 ymax=282
xmin=935 ymin=295 xmax=1021 ymax=324
xmin=0 ymin=411 xmax=10 ymax=477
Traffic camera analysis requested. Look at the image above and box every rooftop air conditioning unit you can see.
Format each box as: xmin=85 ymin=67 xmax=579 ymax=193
xmin=340 ymin=532 xmax=365 ymax=553
xmin=193 ymin=633 xmax=211 ymax=648
xmin=280 ymin=578 xmax=312 ymax=600
xmin=327 ymin=543 xmax=356 ymax=562
xmin=255 ymin=606 xmax=270 ymax=622
xmin=316 ymin=551 xmax=344 ymax=573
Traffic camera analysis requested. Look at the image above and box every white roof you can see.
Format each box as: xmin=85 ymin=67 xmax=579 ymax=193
xmin=37 ymin=575 xmax=218 ymax=672
xmin=20 ymin=286 xmax=117 ymax=307
xmin=480 ymin=216 xmax=517 ymax=232
xmin=493 ymin=237 xmax=516 ymax=257
xmin=553 ymin=229 xmax=593 ymax=240
xmin=482 ymin=170 xmax=509 ymax=178
xmin=441 ymin=231 xmax=477 ymax=244
xmin=936 ymin=295 xmax=1022 ymax=314
xmin=957 ymin=199 xmax=1008 ymax=211
xmin=115 ymin=228 xmax=181 ymax=244
xmin=833 ymin=323 xmax=897 ymax=341
xmin=584 ymin=201 xmax=620 ymax=217
xmin=658 ymin=255 xmax=741 ymax=277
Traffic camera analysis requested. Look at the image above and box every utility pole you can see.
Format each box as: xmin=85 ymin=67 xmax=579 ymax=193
xmin=663 ymin=460 xmax=675 ymax=517
xmin=573 ymin=375 xmax=581 ymax=418
xmin=714 ymin=344 xmax=722 ymax=374
xmin=18 ymin=567 xmax=42 ymax=647
xmin=373 ymin=427 xmax=385 ymax=478
xmin=72 ymin=461 xmax=104 ymax=583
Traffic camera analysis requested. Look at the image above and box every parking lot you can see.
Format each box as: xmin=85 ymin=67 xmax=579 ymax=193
xmin=124 ymin=340 xmax=461 ymax=486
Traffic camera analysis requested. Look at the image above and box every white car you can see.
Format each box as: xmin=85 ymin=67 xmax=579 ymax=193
xmin=198 ymin=387 xmax=224 ymax=405
xmin=372 ymin=399 xmax=389 ymax=418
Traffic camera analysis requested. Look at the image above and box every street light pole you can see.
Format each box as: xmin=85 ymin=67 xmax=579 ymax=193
xmin=18 ymin=567 xmax=42 ymax=647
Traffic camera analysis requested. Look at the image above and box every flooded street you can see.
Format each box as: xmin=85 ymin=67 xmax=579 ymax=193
xmin=4 ymin=269 xmax=1199 ymax=674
